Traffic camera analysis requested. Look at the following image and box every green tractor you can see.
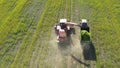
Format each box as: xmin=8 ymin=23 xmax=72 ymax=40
xmin=80 ymin=19 xmax=91 ymax=42
xmin=80 ymin=19 xmax=96 ymax=60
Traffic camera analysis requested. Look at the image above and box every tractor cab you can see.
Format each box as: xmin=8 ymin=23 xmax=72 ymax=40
xmin=80 ymin=19 xmax=89 ymax=32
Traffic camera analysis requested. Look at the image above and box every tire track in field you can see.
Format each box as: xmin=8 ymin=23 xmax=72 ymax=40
xmin=18 ymin=0 xmax=47 ymax=67
xmin=43 ymin=0 xmax=70 ymax=68
xmin=45 ymin=29 xmax=70 ymax=68
xmin=30 ymin=0 xmax=64 ymax=68
xmin=69 ymin=0 xmax=85 ymax=68
xmin=10 ymin=0 xmax=47 ymax=67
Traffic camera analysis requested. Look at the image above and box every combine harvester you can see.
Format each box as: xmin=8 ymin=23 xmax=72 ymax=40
xmin=54 ymin=19 xmax=77 ymax=43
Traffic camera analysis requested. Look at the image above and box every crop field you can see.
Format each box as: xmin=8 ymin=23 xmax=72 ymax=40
xmin=0 ymin=0 xmax=119 ymax=68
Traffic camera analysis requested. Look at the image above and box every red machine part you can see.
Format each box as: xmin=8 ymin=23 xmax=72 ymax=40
xmin=57 ymin=28 xmax=67 ymax=42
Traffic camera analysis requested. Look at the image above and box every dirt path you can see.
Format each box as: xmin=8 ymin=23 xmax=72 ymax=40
xmin=43 ymin=0 xmax=85 ymax=68
xmin=43 ymin=25 xmax=85 ymax=68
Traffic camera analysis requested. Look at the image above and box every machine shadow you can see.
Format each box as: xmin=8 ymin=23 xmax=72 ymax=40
xmin=81 ymin=41 xmax=97 ymax=61
xmin=71 ymin=54 xmax=90 ymax=67
xmin=57 ymin=36 xmax=72 ymax=56
xmin=57 ymin=29 xmax=74 ymax=56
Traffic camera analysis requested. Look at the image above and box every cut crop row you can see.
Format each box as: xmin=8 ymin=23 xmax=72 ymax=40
xmin=0 ymin=0 xmax=46 ymax=68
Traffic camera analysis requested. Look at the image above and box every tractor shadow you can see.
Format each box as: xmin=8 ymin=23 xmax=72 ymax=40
xmin=81 ymin=41 xmax=97 ymax=61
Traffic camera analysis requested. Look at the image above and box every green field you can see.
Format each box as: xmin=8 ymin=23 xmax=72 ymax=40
xmin=0 ymin=0 xmax=120 ymax=68
xmin=88 ymin=0 xmax=120 ymax=68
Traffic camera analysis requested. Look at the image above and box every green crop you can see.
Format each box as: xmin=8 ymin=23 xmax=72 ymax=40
xmin=81 ymin=30 xmax=91 ymax=41
xmin=0 ymin=0 xmax=119 ymax=68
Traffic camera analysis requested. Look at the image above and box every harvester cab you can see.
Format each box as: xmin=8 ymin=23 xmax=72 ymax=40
xmin=59 ymin=19 xmax=67 ymax=30
xmin=80 ymin=19 xmax=89 ymax=32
